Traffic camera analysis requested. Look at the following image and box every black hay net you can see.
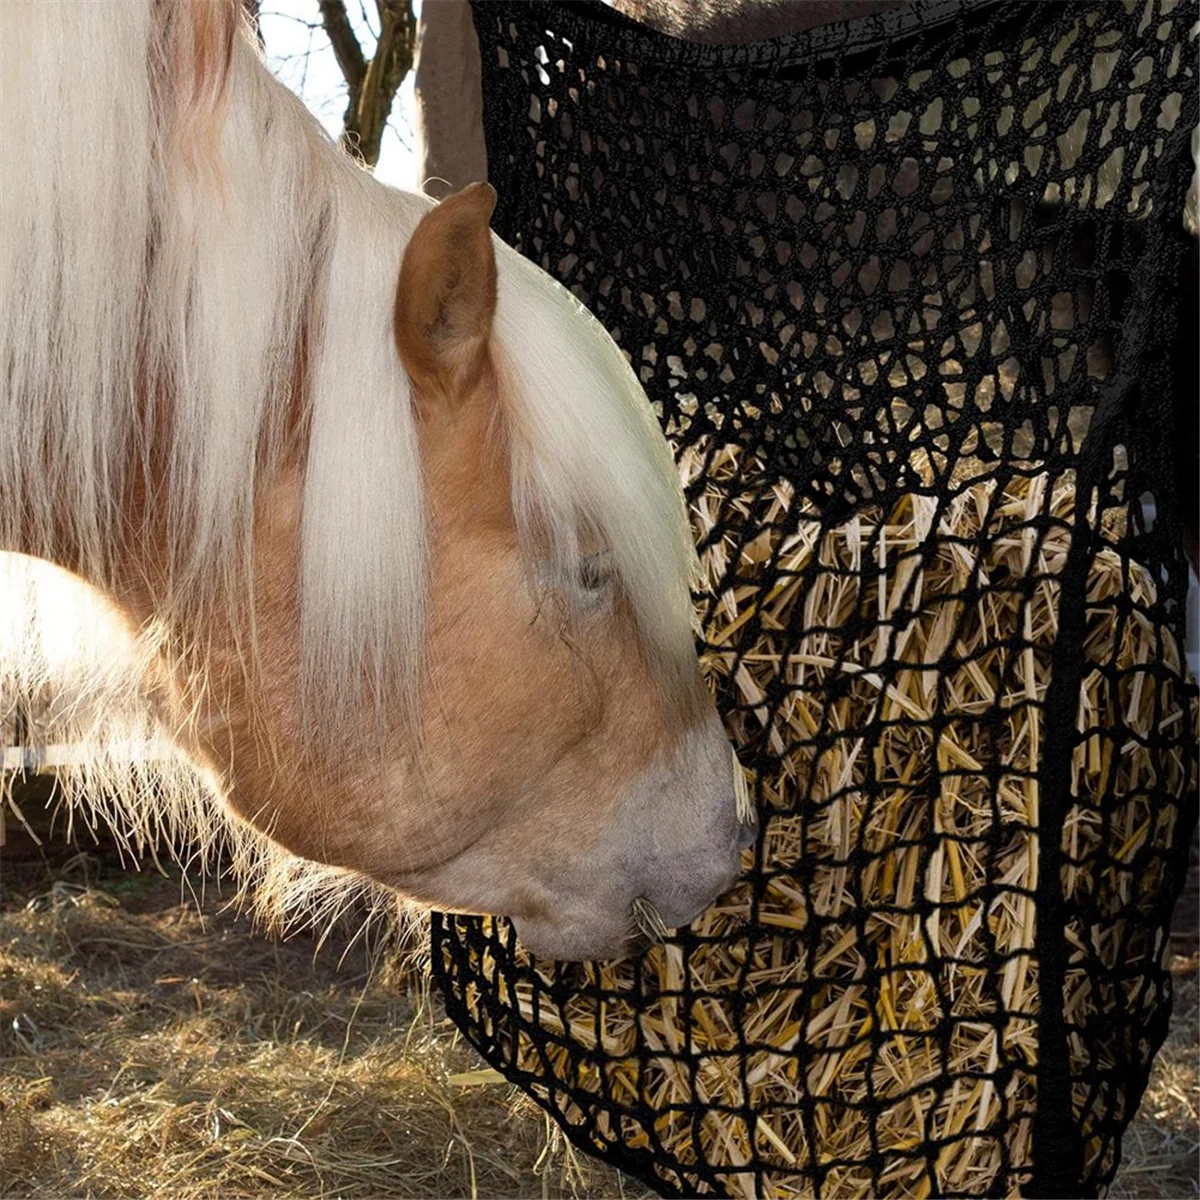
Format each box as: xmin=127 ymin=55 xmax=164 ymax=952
xmin=431 ymin=2 xmax=1199 ymax=1196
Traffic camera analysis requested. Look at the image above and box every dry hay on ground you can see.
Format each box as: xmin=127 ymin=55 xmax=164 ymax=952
xmin=453 ymin=449 xmax=1197 ymax=1198
xmin=0 ymin=835 xmax=652 ymax=1200
xmin=1110 ymin=809 xmax=1200 ymax=1199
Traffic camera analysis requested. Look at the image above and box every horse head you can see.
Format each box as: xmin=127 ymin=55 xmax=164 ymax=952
xmin=0 ymin=0 xmax=751 ymax=960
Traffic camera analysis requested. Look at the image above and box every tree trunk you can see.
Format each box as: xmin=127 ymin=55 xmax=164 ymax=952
xmin=318 ymin=0 xmax=415 ymax=170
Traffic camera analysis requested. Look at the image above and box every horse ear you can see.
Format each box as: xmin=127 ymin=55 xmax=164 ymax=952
xmin=395 ymin=182 xmax=498 ymax=403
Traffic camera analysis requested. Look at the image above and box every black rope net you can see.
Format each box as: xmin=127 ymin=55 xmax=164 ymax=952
xmin=431 ymin=2 xmax=1200 ymax=1196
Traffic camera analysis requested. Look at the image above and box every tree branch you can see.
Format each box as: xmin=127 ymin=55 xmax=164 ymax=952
xmin=339 ymin=0 xmax=414 ymax=168
xmin=317 ymin=0 xmax=366 ymax=94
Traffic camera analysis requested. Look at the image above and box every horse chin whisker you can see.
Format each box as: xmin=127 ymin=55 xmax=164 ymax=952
xmin=732 ymin=747 xmax=754 ymax=826
xmin=631 ymin=895 xmax=673 ymax=944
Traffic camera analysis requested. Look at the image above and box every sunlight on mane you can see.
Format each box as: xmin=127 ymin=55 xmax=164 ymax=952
xmin=0 ymin=554 xmax=423 ymax=955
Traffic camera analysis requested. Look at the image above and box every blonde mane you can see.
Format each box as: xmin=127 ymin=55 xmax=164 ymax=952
xmin=0 ymin=1 xmax=698 ymax=935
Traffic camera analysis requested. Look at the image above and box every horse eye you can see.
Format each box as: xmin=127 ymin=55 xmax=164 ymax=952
xmin=579 ymin=553 xmax=613 ymax=592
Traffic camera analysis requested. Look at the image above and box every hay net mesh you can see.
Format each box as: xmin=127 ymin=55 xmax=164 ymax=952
xmin=432 ymin=2 xmax=1199 ymax=1196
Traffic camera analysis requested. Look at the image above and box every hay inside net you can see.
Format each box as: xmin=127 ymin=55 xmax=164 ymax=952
xmin=438 ymin=453 xmax=1196 ymax=1199
xmin=434 ymin=2 xmax=1198 ymax=1193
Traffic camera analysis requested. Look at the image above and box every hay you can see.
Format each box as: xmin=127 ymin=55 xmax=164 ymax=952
xmin=0 ymin=838 xmax=654 ymax=1200
xmin=456 ymin=447 xmax=1196 ymax=1198
xmin=1 ymin=834 xmax=1191 ymax=1199
xmin=2 ymin=445 xmax=1195 ymax=1196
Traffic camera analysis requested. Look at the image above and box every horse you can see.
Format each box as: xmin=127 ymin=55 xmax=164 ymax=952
xmin=0 ymin=0 xmax=752 ymax=960
xmin=412 ymin=0 xmax=1200 ymax=566
xmin=415 ymin=0 xmax=911 ymax=198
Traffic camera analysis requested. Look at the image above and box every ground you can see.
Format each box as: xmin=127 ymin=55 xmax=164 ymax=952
xmin=0 ymin=798 xmax=1195 ymax=1200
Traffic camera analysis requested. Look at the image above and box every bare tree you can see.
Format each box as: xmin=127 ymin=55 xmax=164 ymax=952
xmin=318 ymin=0 xmax=415 ymax=169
